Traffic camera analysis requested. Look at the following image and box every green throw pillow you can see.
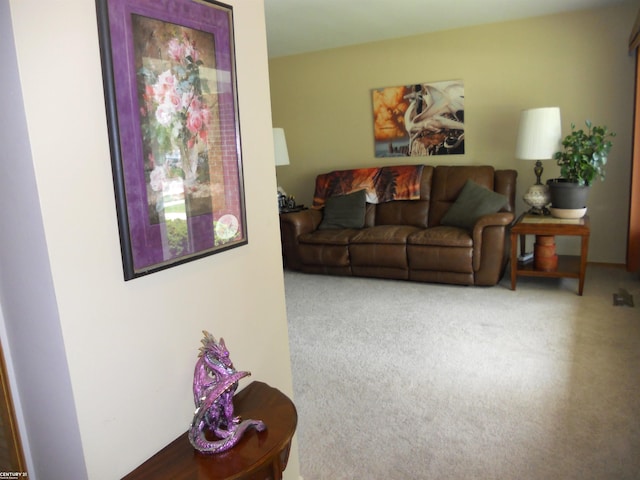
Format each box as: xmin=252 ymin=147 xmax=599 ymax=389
xmin=441 ymin=179 xmax=508 ymax=230
xmin=318 ymin=190 xmax=367 ymax=230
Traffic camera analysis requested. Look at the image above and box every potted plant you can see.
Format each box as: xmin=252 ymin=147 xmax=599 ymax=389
xmin=547 ymin=120 xmax=615 ymax=211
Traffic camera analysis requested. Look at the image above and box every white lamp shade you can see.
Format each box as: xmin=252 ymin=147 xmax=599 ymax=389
xmin=515 ymin=107 xmax=562 ymax=160
xmin=273 ymin=128 xmax=290 ymax=166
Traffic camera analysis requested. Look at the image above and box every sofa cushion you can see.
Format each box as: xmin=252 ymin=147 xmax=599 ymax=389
xmin=440 ymin=179 xmax=508 ymax=230
xmin=350 ymin=225 xmax=421 ymax=244
xmin=298 ymin=243 xmax=351 ymax=267
xmin=350 ymin=244 xmax=410 ymax=273
xmin=318 ymin=189 xmax=367 ymax=230
xmin=408 ymin=244 xmax=473 ymax=273
xmin=299 ymin=229 xmax=358 ymax=246
xmin=408 ymin=226 xmax=472 ymax=248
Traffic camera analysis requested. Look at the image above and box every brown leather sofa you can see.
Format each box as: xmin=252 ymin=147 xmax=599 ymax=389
xmin=280 ymin=165 xmax=517 ymax=286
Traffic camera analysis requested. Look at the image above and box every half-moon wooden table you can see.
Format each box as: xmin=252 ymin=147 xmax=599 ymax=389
xmin=123 ymin=381 xmax=297 ymax=480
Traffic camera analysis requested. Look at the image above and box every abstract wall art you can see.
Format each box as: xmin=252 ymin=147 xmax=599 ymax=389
xmin=372 ymin=80 xmax=465 ymax=158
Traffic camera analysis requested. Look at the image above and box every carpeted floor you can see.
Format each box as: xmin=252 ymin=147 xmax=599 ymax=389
xmin=284 ymin=265 xmax=640 ymax=480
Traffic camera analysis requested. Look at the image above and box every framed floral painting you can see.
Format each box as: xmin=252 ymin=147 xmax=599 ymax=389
xmin=96 ymin=0 xmax=247 ymax=280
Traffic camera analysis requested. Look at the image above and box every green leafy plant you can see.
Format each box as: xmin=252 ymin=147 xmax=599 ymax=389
xmin=553 ymin=120 xmax=615 ymax=186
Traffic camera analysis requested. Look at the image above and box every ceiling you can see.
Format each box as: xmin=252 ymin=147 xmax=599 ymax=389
xmin=264 ymin=0 xmax=627 ymax=58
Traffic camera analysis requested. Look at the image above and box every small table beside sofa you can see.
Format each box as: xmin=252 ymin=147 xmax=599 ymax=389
xmin=510 ymin=213 xmax=591 ymax=295
xmin=280 ymin=164 xmax=517 ymax=286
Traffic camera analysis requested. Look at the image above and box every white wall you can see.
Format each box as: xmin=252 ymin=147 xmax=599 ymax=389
xmin=0 ymin=1 xmax=86 ymax=477
xmin=3 ymin=0 xmax=299 ymax=479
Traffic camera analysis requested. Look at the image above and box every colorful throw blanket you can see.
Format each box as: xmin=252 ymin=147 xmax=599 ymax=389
xmin=313 ymin=165 xmax=424 ymax=207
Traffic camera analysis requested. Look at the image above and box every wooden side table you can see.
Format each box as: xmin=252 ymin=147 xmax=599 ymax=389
xmin=510 ymin=214 xmax=590 ymax=295
xmin=123 ymin=382 xmax=297 ymax=480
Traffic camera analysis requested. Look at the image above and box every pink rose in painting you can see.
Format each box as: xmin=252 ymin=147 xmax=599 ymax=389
xmin=158 ymin=70 xmax=175 ymax=86
xmin=186 ymin=101 xmax=210 ymax=137
xmin=200 ymin=102 xmax=211 ymax=124
xmin=181 ymin=32 xmax=199 ymax=63
xmin=167 ymin=38 xmax=185 ymax=62
xmin=199 ymin=105 xmax=211 ymax=140
xmin=184 ymin=42 xmax=199 ymax=63
xmin=186 ymin=109 xmax=203 ymax=135
xmin=140 ymin=32 xmax=212 ymax=185
xmin=140 ymin=84 xmax=154 ymax=118
xmin=153 ymin=71 xmax=176 ymax=100
xmin=149 ymin=166 xmax=166 ymax=192
xmin=155 ymin=103 xmax=174 ymax=126
xmin=181 ymin=91 xmax=193 ymax=111
xmin=199 ymin=128 xmax=208 ymax=142
xmin=166 ymin=91 xmax=181 ymax=110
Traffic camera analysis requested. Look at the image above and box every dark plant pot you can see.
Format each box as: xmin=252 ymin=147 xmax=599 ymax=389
xmin=546 ymin=178 xmax=590 ymax=209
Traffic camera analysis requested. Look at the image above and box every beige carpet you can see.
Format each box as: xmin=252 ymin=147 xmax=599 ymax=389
xmin=284 ymin=265 xmax=640 ymax=480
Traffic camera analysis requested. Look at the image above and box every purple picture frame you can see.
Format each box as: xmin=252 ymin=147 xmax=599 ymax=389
xmin=96 ymin=0 xmax=247 ymax=280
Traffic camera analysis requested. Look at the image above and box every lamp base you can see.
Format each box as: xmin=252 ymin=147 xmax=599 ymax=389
xmin=523 ymin=183 xmax=550 ymax=216
xmin=527 ymin=205 xmax=550 ymax=216
xmin=534 ymin=235 xmax=558 ymax=271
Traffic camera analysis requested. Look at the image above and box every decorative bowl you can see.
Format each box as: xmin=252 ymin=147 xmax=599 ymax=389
xmin=549 ymin=207 xmax=587 ymax=219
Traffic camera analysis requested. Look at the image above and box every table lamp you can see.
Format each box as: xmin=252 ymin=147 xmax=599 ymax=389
xmin=273 ymin=128 xmax=290 ymax=209
xmin=273 ymin=128 xmax=290 ymax=168
xmin=515 ymin=107 xmax=562 ymax=215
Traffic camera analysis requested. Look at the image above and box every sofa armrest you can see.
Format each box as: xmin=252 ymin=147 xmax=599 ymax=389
xmin=279 ymin=208 xmax=322 ymax=235
xmin=471 ymin=212 xmax=515 ymax=283
xmin=472 ymin=212 xmax=514 ymax=233
xmin=279 ymin=209 xmax=323 ymax=269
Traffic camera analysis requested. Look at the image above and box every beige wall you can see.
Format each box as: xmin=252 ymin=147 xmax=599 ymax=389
xmin=6 ymin=0 xmax=299 ymax=478
xmin=269 ymin=3 xmax=637 ymax=263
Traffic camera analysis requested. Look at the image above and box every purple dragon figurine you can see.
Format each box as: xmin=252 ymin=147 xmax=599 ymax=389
xmin=188 ymin=331 xmax=266 ymax=454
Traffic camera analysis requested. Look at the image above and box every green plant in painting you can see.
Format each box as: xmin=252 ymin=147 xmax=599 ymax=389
xmin=166 ymin=219 xmax=189 ymax=257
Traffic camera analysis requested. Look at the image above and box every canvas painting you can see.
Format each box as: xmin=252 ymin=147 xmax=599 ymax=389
xmin=372 ymin=80 xmax=465 ymax=157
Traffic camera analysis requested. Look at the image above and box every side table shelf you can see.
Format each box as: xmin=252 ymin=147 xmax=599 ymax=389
xmin=123 ymin=382 xmax=297 ymax=480
xmin=514 ymin=255 xmax=581 ymax=278
xmin=510 ymin=214 xmax=590 ymax=295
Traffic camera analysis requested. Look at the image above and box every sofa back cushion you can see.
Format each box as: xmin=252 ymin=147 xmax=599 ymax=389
xmin=373 ymin=165 xmax=433 ymax=227
xmin=365 ymin=204 xmax=376 ymax=227
xmin=494 ymin=169 xmax=517 ymax=214
xmin=417 ymin=165 xmax=434 ymax=201
xmin=375 ymin=200 xmax=430 ymax=228
xmin=429 ymin=166 xmax=496 ymax=227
